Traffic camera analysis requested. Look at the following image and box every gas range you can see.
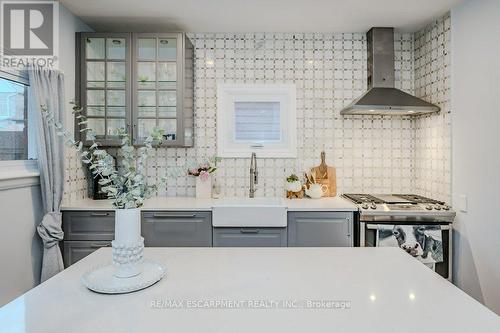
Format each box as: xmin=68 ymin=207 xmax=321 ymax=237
xmin=342 ymin=193 xmax=456 ymax=223
xmin=348 ymin=193 xmax=455 ymax=280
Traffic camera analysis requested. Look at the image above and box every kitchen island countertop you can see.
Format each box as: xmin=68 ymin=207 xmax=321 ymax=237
xmin=1 ymin=247 xmax=498 ymax=333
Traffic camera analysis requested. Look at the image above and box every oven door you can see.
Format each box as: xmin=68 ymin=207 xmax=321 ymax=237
xmin=360 ymin=221 xmax=452 ymax=281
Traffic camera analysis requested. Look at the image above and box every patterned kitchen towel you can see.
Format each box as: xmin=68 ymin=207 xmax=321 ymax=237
xmin=377 ymin=225 xmax=443 ymax=267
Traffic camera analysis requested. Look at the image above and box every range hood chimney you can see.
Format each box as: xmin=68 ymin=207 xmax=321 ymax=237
xmin=340 ymin=27 xmax=440 ymax=116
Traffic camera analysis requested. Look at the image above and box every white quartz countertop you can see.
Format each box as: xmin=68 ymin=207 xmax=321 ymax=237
xmin=1 ymin=247 xmax=498 ymax=333
xmin=60 ymin=196 xmax=358 ymax=212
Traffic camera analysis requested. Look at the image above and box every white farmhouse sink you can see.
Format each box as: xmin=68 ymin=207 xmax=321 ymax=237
xmin=212 ymin=197 xmax=287 ymax=227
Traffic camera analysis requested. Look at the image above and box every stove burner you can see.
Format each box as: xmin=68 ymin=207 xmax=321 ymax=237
xmin=393 ymin=194 xmax=444 ymax=205
xmin=342 ymin=194 xmax=384 ymax=204
xmin=343 ymin=193 xmax=445 ymax=205
xmin=342 ymin=193 xmax=455 ymax=223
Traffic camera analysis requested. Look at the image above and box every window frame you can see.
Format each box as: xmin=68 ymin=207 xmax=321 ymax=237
xmin=0 ymin=68 xmax=29 ymax=86
xmin=0 ymin=68 xmax=39 ymax=188
xmin=216 ymin=83 xmax=297 ymax=158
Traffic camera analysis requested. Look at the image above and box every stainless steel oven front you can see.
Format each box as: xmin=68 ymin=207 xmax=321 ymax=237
xmin=359 ymin=220 xmax=453 ymax=281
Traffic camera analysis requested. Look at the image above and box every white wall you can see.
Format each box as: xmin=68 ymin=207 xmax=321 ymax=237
xmin=59 ymin=5 xmax=93 ymax=203
xmin=0 ymin=184 xmax=43 ymax=306
xmin=0 ymin=4 xmax=92 ymax=307
xmin=451 ymin=0 xmax=500 ymax=315
xmin=58 ymin=5 xmax=93 ymax=130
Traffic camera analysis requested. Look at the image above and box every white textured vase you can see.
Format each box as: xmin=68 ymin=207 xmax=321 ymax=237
xmin=113 ymin=208 xmax=143 ymax=278
xmin=196 ymin=176 xmax=212 ymax=198
xmin=115 ymin=208 xmax=141 ymax=244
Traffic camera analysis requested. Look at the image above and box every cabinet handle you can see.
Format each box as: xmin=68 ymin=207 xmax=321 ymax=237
xmin=90 ymin=212 xmax=109 ymax=217
xmin=152 ymin=213 xmax=196 ymax=218
xmin=347 ymin=221 xmax=352 ymax=237
xmin=240 ymin=228 xmax=260 ymax=234
xmin=296 ymin=218 xmax=348 ymax=224
xmin=90 ymin=242 xmax=111 ymax=248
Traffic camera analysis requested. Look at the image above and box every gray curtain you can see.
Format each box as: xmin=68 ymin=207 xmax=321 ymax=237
xmin=28 ymin=66 xmax=66 ymax=282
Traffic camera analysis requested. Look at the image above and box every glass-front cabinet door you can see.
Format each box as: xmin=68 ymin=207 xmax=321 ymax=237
xmin=79 ymin=33 xmax=131 ymax=146
xmin=133 ymin=33 xmax=183 ymax=145
xmin=77 ymin=32 xmax=193 ymax=147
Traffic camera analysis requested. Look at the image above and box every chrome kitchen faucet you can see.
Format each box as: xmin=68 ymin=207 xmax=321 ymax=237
xmin=249 ymin=152 xmax=258 ymax=198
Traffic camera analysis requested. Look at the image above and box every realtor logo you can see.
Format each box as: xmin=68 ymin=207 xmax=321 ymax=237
xmin=1 ymin=1 xmax=54 ymax=55
xmin=0 ymin=1 xmax=58 ymax=68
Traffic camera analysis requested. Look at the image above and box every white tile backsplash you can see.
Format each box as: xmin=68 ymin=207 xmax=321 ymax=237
xmin=414 ymin=13 xmax=452 ymax=203
xmin=64 ymin=14 xmax=451 ymax=203
xmin=64 ymin=148 xmax=87 ymax=202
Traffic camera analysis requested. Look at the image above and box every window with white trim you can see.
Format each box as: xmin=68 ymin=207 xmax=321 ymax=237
xmin=0 ymin=70 xmax=32 ymax=161
xmin=0 ymin=69 xmax=38 ymax=188
xmin=217 ymin=84 xmax=296 ymax=158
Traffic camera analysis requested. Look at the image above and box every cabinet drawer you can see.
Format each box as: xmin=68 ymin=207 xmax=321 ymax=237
xmin=63 ymin=240 xmax=111 ymax=267
xmin=141 ymin=211 xmax=212 ymax=247
xmin=288 ymin=212 xmax=353 ymax=247
xmin=213 ymin=227 xmax=287 ymax=247
xmin=63 ymin=211 xmax=115 ymax=241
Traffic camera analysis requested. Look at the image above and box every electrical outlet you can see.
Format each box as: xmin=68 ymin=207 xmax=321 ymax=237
xmin=459 ymin=194 xmax=468 ymax=213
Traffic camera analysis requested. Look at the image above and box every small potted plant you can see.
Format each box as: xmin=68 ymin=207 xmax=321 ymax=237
xmin=188 ymin=160 xmax=217 ymax=198
xmin=286 ymin=174 xmax=302 ymax=193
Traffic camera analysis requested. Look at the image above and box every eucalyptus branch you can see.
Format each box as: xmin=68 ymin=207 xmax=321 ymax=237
xmin=41 ymin=102 xmax=167 ymax=209
xmin=41 ymin=103 xmax=117 ymax=187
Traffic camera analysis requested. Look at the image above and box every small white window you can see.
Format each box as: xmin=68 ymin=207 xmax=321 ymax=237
xmin=217 ymin=83 xmax=296 ymax=158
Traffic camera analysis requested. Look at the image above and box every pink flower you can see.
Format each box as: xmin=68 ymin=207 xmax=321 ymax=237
xmin=199 ymin=170 xmax=210 ymax=181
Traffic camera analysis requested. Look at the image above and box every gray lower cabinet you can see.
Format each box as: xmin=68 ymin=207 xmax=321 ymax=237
xmin=62 ymin=211 xmax=115 ymax=266
xmin=213 ymin=227 xmax=287 ymax=247
xmin=141 ymin=211 xmax=212 ymax=247
xmin=63 ymin=211 xmax=115 ymax=241
xmin=63 ymin=240 xmax=111 ymax=267
xmin=288 ymin=212 xmax=353 ymax=247
xmin=62 ymin=210 xmax=212 ymax=266
xmin=61 ymin=209 xmax=354 ymax=266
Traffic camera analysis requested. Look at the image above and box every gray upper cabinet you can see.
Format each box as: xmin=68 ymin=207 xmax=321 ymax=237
xmin=288 ymin=212 xmax=353 ymax=247
xmin=132 ymin=33 xmax=194 ymax=146
xmin=77 ymin=32 xmax=194 ymax=147
xmin=77 ymin=33 xmax=132 ymax=146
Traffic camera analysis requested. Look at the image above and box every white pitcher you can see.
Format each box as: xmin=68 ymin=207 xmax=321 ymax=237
xmin=305 ymin=183 xmax=328 ymax=199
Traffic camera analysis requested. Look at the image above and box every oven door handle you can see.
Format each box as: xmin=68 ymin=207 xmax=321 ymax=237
xmin=366 ymin=224 xmax=452 ymax=230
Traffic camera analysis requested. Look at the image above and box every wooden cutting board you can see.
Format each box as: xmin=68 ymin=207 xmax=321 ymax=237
xmin=310 ymin=151 xmax=337 ymax=197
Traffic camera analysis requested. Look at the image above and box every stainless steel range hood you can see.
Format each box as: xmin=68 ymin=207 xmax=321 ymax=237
xmin=340 ymin=27 xmax=440 ymax=116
